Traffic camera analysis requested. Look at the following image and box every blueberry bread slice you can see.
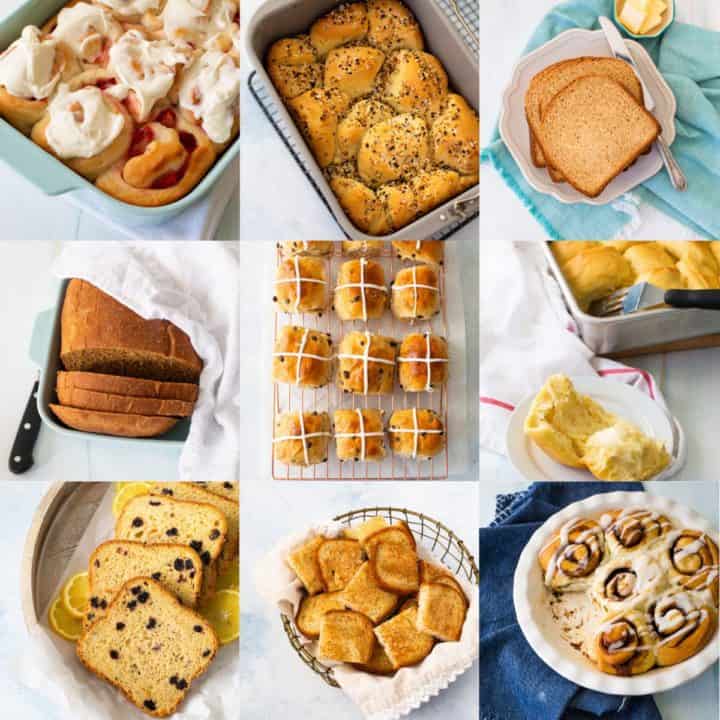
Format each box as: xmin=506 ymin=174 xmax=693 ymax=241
xmin=77 ymin=577 xmax=218 ymax=718
xmin=116 ymin=496 xmax=227 ymax=600
xmin=84 ymin=541 xmax=203 ymax=629
xmin=192 ymin=481 xmax=238 ymax=502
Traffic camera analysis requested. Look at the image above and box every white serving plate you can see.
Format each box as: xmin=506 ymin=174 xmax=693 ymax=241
xmin=499 ymin=28 xmax=677 ymax=205
xmin=513 ymin=491 xmax=719 ymax=695
xmin=505 ymin=375 xmax=685 ymax=482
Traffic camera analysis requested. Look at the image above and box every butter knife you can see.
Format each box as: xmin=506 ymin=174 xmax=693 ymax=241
xmin=598 ymin=16 xmax=687 ymax=192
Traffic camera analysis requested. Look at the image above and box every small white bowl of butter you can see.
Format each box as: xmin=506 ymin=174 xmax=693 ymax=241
xmin=615 ymin=0 xmax=675 ymax=39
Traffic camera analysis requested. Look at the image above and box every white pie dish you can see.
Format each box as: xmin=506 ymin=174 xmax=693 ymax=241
xmin=505 ymin=375 xmax=685 ymax=482
xmin=498 ymin=28 xmax=677 ymax=205
xmin=513 ymin=490 xmax=719 ymax=695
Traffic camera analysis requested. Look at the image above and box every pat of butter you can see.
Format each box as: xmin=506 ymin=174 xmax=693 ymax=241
xmin=619 ymin=2 xmax=648 ymax=34
xmin=641 ymin=11 xmax=664 ymax=33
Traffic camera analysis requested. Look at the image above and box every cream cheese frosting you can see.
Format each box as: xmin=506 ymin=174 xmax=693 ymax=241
xmin=95 ymin=0 xmax=163 ymax=17
xmin=52 ymin=2 xmax=121 ymax=62
xmin=0 ymin=26 xmax=60 ymax=100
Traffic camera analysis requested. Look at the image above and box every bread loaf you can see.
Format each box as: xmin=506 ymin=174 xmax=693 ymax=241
xmin=56 ymin=386 xmax=194 ymax=417
xmin=49 ymin=404 xmax=179 ymax=438
xmin=56 ymin=371 xmax=199 ymax=402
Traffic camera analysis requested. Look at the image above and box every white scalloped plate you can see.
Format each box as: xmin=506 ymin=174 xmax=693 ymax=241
xmin=499 ymin=28 xmax=678 ymax=205
xmin=505 ymin=376 xmax=685 ymax=482
xmin=514 ymin=491 xmax=719 ymax=695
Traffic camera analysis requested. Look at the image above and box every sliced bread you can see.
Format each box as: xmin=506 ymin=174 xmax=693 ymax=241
xmin=537 ymin=75 xmax=660 ymax=198
xmin=56 ymin=386 xmax=195 ymax=417
xmin=77 ymin=577 xmax=217 ymax=718
xmin=525 ymin=56 xmax=644 ymax=172
xmin=49 ymin=405 xmax=179 ymax=438
xmin=191 ymin=481 xmax=238 ymax=502
xmin=57 ymin=371 xmax=199 ymax=402
xmin=60 ymin=279 xmax=202 ymax=383
xmin=85 ymin=541 xmax=203 ymax=629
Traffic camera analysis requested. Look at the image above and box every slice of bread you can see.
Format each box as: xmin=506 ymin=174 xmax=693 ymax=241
xmin=191 ymin=482 xmax=238 ymax=502
xmin=416 ymin=582 xmax=467 ymax=642
xmin=49 ymin=404 xmax=179 ymax=438
xmin=317 ymin=539 xmax=365 ymax=592
xmin=77 ymin=577 xmax=217 ymax=718
xmin=287 ymin=536 xmax=325 ymax=595
xmin=318 ymin=610 xmax=375 ymax=664
xmin=341 ymin=562 xmax=398 ymax=624
xmin=525 ymin=56 xmax=644 ymax=172
xmin=56 ymin=386 xmax=195 ymax=417
xmin=537 ymin=75 xmax=660 ymax=198
xmin=56 ymin=371 xmax=199 ymax=402
xmin=374 ymin=606 xmax=434 ymax=669
xmin=362 ymin=522 xmax=416 ymax=557
xmin=353 ymin=643 xmax=396 ymax=676
xmin=295 ymin=591 xmax=346 ymax=638
xmin=343 ymin=516 xmax=388 ymax=543
xmin=419 ymin=560 xmax=467 ymax=600
xmin=371 ymin=541 xmax=420 ymax=595
xmin=85 ymin=541 xmax=203 ymax=629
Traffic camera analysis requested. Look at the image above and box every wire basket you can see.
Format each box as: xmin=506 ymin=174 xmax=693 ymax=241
xmin=272 ymin=242 xmax=452 ymax=481
xmin=281 ymin=506 xmax=479 ymax=688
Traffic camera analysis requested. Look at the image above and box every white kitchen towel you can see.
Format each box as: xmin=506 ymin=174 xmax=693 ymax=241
xmin=254 ymin=520 xmax=478 ymax=720
xmin=53 ymin=242 xmax=239 ymax=480
xmin=65 ymin=157 xmax=238 ymax=242
xmin=479 ymin=241 xmax=672 ymax=455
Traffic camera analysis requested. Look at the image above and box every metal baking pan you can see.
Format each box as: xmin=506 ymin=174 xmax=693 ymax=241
xmin=245 ymin=0 xmax=479 ymax=241
xmin=0 ymin=0 xmax=239 ymax=226
xmin=544 ymin=242 xmax=720 ymax=355
xmin=28 ymin=279 xmax=190 ymax=445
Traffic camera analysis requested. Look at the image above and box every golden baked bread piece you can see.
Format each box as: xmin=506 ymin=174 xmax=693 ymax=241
xmin=367 ymin=0 xmax=424 ymax=52
xmin=273 ymin=411 xmax=331 ymax=466
xmin=371 ymin=540 xmax=420 ymax=594
xmin=287 ymin=536 xmax=325 ymax=596
xmin=334 ymin=408 xmax=386 ymax=462
xmin=318 ymin=610 xmax=375 ymax=663
xmin=49 ymin=405 xmax=180 ymax=438
xmin=388 ymin=408 xmax=445 ymax=459
xmin=317 ymin=538 xmax=365 ymax=592
xmin=335 ymin=98 xmax=395 ymax=162
xmin=56 ymin=371 xmax=199 ymax=403
xmin=550 ymin=240 xmax=600 ymax=266
xmin=416 ymin=582 xmax=467 ymax=641
xmin=592 ymin=610 xmax=657 ymax=676
xmin=604 ymin=508 xmax=674 ymax=557
xmin=324 ymin=46 xmax=385 ymax=101
xmin=274 ymin=256 xmax=328 ymax=314
xmin=341 ymin=562 xmax=399 ymax=623
xmin=280 ymin=241 xmax=334 ymax=256
xmin=374 ymin=606 xmax=434 ymax=669
xmin=353 ymin=643 xmax=396 ymax=675
xmin=266 ymin=37 xmax=322 ymax=101
xmin=272 ymin=325 xmax=333 ymax=388
xmin=343 ymin=516 xmax=388 ymax=543
xmin=296 ymin=591 xmax=346 ymax=638
xmin=431 ymin=94 xmax=479 ymax=176
xmin=398 ymin=332 xmax=449 ymax=392
xmin=334 ymin=258 xmax=388 ymax=321
xmin=381 ymin=49 xmax=447 ymax=120
xmin=362 ymin=522 xmax=416 ymax=557
xmin=419 ymin=560 xmax=466 ymax=598
xmin=392 ymin=240 xmax=444 ymax=266
xmin=665 ymin=530 xmax=719 ymax=604
xmin=309 ymin=1 xmax=369 ymax=57
xmin=342 ymin=240 xmax=386 ymax=256
xmin=337 ymin=331 xmax=397 ymax=395
xmin=391 ymin=264 xmax=440 ymax=320
xmin=56 ymin=385 xmax=194 ymax=417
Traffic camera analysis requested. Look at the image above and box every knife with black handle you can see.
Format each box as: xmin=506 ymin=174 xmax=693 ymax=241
xmin=8 ymin=379 xmax=42 ymax=474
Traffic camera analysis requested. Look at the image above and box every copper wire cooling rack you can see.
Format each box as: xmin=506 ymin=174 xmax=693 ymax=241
xmin=272 ymin=243 xmax=452 ymax=480
xmin=281 ymin=506 xmax=479 ymax=688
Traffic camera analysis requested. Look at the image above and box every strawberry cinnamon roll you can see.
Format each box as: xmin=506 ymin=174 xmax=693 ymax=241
xmin=31 ymin=70 xmax=133 ymax=179
xmin=94 ymin=0 xmax=166 ymax=23
xmin=149 ymin=0 xmax=238 ymax=49
xmin=95 ymin=106 xmax=215 ymax=205
xmin=0 ymin=26 xmax=80 ymax=134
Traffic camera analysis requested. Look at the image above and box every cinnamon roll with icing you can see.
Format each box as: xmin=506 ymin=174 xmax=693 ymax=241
xmin=602 ymin=508 xmax=674 ymax=557
xmin=591 ymin=555 xmax=666 ymax=614
xmin=592 ymin=611 xmax=656 ymax=676
xmin=665 ymin=530 xmax=719 ymax=604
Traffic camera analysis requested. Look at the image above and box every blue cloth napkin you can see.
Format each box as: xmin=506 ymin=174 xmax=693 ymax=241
xmin=480 ymin=482 xmax=662 ymax=720
xmin=481 ymin=0 xmax=720 ymax=240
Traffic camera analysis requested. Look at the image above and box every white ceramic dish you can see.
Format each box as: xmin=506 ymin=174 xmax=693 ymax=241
xmin=499 ymin=28 xmax=677 ymax=205
xmin=505 ymin=375 xmax=685 ymax=482
xmin=514 ymin=491 xmax=719 ymax=695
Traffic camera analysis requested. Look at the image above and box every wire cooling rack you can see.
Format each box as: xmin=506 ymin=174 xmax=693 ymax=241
xmin=272 ymin=243 xmax=451 ymax=480
xmin=247 ymin=0 xmax=479 ymax=240
xmin=281 ymin=506 xmax=480 ymax=687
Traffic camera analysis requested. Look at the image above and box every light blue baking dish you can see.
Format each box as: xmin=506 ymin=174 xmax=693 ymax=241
xmin=29 ymin=279 xmax=190 ymax=445
xmin=0 ymin=0 xmax=239 ymax=226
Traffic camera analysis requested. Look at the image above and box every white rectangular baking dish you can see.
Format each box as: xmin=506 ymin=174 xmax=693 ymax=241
xmin=244 ymin=0 xmax=479 ymax=240
xmin=543 ymin=242 xmax=720 ymax=355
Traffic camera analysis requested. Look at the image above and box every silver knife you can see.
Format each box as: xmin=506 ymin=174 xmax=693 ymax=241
xmin=598 ymin=16 xmax=687 ymax=192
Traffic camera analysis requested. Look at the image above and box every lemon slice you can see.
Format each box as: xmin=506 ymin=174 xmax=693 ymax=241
xmin=200 ymin=589 xmax=239 ymax=645
xmin=216 ymin=562 xmax=239 ymax=591
xmin=62 ymin=571 xmax=90 ymax=619
xmin=112 ymin=482 xmax=152 ymax=518
xmin=49 ymin=594 xmax=83 ymax=641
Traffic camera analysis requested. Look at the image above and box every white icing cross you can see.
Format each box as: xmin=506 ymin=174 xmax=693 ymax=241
xmin=390 ymin=407 xmax=443 ymax=460
xmin=334 ymin=258 xmax=387 ymax=321
xmin=272 ymin=412 xmax=331 ymax=466
xmin=272 ymin=327 xmax=331 ymax=386
xmin=392 ymin=265 xmax=439 ymax=317
xmin=397 ymin=332 xmax=448 ymax=392
xmin=275 ymin=256 xmax=327 ymax=312
xmin=334 ymin=408 xmax=385 ymax=460
xmin=337 ymin=330 xmax=395 ymax=395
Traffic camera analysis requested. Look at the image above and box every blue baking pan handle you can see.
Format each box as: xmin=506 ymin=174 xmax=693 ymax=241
xmin=29 ymin=308 xmax=54 ymax=368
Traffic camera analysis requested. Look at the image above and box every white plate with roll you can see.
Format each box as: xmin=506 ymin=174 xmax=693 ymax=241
xmin=513 ymin=491 xmax=719 ymax=695
xmin=505 ymin=375 xmax=685 ymax=482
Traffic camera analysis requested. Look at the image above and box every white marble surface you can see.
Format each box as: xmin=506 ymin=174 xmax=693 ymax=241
xmin=479 ymin=479 xmax=719 ymax=720
xmin=239 ymin=479 xmax=479 ymax=719
xmin=480 ymin=0 xmax=720 ymax=242
xmin=240 ymin=0 xmax=479 ymax=244
xmin=0 ymin=0 xmax=238 ymax=242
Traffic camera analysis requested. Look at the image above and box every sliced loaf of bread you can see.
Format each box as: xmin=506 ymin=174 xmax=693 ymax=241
xmin=77 ymin=577 xmax=217 ymax=718
xmin=57 ymin=371 xmax=199 ymax=402
xmin=49 ymin=405 xmax=179 ymax=438
xmin=56 ymin=386 xmax=195 ymax=417
xmin=537 ymin=75 xmax=660 ymax=198
xmin=84 ymin=541 xmax=203 ymax=629
xmin=192 ymin=481 xmax=238 ymax=502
